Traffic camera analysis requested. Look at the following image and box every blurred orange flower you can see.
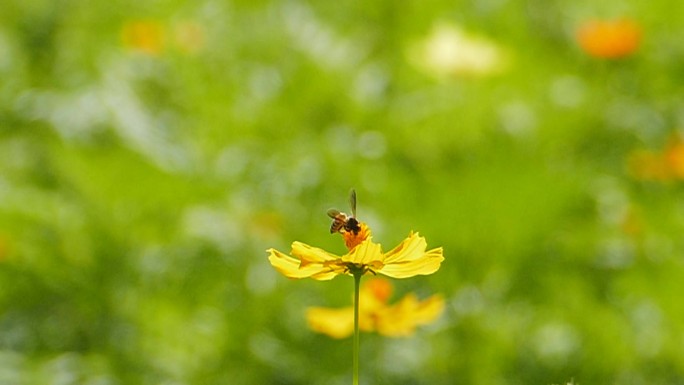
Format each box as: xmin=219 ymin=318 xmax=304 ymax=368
xmin=664 ymin=140 xmax=684 ymax=179
xmin=576 ymin=19 xmax=641 ymax=59
xmin=628 ymin=136 xmax=684 ymax=181
xmin=306 ymin=278 xmax=445 ymax=338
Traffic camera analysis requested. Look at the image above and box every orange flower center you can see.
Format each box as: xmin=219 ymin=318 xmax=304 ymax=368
xmin=342 ymin=222 xmax=371 ymax=250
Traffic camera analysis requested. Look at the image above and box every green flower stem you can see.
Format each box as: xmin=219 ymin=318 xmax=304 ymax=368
xmin=353 ymin=270 xmax=362 ymax=385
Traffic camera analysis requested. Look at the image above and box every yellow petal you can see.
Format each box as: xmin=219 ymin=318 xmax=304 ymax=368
xmin=375 ymin=296 xmax=420 ymax=337
xmin=267 ymin=248 xmax=334 ymax=280
xmin=376 ymin=293 xmax=445 ymax=337
xmin=307 ymin=295 xmax=386 ymax=338
xmin=291 ymin=241 xmax=339 ymax=266
xmin=379 ymin=247 xmax=444 ymax=278
xmin=342 ymin=238 xmax=384 ymax=266
xmin=309 ymin=268 xmax=341 ymax=281
xmin=306 ymin=307 xmax=355 ymax=339
xmin=412 ymin=294 xmax=446 ymax=325
xmin=383 ymin=232 xmax=428 ymax=264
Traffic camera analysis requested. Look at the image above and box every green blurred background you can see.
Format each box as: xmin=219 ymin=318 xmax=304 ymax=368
xmin=2 ymin=0 xmax=684 ymax=384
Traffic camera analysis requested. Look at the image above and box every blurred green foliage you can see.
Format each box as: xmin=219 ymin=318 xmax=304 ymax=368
xmin=2 ymin=0 xmax=684 ymax=384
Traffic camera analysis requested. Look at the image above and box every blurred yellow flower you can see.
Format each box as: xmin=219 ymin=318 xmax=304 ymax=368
xmin=173 ymin=21 xmax=206 ymax=54
xmin=0 ymin=234 xmax=8 ymax=262
xmin=267 ymin=223 xmax=444 ymax=280
xmin=628 ymin=150 xmax=669 ymax=181
xmin=121 ymin=20 xmax=206 ymax=56
xmin=407 ymin=22 xmax=507 ymax=78
xmin=576 ymin=18 xmax=641 ymax=59
xmin=307 ymin=278 xmax=445 ymax=338
xmin=121 ymin=20 xmax=166 ymax=55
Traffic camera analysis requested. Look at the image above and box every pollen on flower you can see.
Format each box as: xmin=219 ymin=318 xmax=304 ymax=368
xmin=343 ymin=222 xmax=371 ymax=250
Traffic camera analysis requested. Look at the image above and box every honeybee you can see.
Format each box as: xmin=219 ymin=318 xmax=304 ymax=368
xmin=327 ymin=189 xmax=361 ymax=235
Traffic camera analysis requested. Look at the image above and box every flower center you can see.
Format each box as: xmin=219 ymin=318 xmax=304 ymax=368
xmin=344 ymin=262 xmax=378 ymax=276
xmin=343 ymin=222 xmax=371 ymax=250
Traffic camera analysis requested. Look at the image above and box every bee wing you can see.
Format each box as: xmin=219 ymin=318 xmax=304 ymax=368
xmin=327 ymin=208 xmax=342 ymax=218
xmin=349 ymin=189 xmax=357 ymax=218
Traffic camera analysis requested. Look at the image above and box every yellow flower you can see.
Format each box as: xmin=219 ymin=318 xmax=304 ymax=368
xmin=267 ymin=195 xmax=444 ymax=384
xmin=306 ymin=278 xmax=445 ymax=338
xmin=267 ymin=222 xmax=444 ymax=280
